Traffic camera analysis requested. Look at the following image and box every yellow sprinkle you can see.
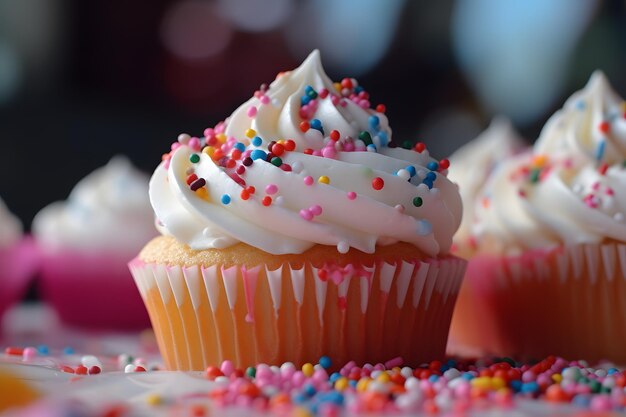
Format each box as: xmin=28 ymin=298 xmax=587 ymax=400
xmin=376 ymin=372 xmax=391 ymax=384
xmin=334 ymin=377 xmax=349 ymax=391
xmin=292 ymin=407 xmax=313 ymax=417
xmin=491 ymin=377 xmax=506 ymax=390
xmin=318 ymin=175 xmax=330 ymax=184
xmin=552 ymin=373 xmax=563 ymax=383
xmin=302 ymin=363 xmax=314 ymax=377
xmin=356 ymin=377 xmax=371 ymax=392
xmin=145 ymin=394 xmax=162 ymax=406
xmin=195 ymin=188 xmax=210 ymax=202
xmin=245 ymin=129 xmax=256 ymax=139
xmin=622 ymin=101 xmax=626 ymax=112
xmin=470 ymin=376 xmax=491 ymax=390
xmin=333 ymin=82 xmax=342 ymax=92
xmin=202 ymin=146 xmax=215 ymax=158
xmin=532 ymin=154 xmax=548 ymax=167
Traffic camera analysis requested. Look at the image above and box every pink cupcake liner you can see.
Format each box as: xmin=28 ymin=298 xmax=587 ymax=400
xmin=0 ymin=237 xmax=39 ymax=324
xmin=449 ymin=243 xmax=626 ymax=363
xmin=38 ymin=247 xmax=149 ymax=330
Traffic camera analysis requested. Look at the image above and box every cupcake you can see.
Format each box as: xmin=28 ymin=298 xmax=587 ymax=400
xmin=446 ymin=118 xmax=526 ymax=355
xmin=449 ymin=71 xmax=626 ymax=362
xmin=0 ymin=198 xmax=37 ymax=326
xmin=447 ymin=117 xmax=527 ymax=255
xmin=130 ymin=50 xmax=466 ymax=371
xmin=33 ymin=156 xmax=157 ymax=329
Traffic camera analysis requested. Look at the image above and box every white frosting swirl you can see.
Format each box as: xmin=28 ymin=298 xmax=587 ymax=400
xmin=473 ymin=71 xmax=626 ymax=253
xmin=33 ymin=156 xmax=157 ymax=254
xmin=447 ymin=118 xmax=525 ymax=245
xmin=0 ymin=197 xmax=22 ymax=248
xmin=151 ymin=51 xmax=463 ymax=256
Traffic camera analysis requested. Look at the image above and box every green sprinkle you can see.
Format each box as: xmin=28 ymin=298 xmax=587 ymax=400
xmin=529 ymin=168 xmax=541 ymax=183
xmin=246 ymin=367 xmax=256 ymax=378
xmin=412 ymin=197 xmax=423 ymax=207
xmin=190 ymin=153 xmax=200 ymax=163
xmin=402 ymin=140 xmax=413 ymax=150
xmin=359 ymin=131 xmax=373 ymax=145
xmin=271 ymin=157 xmax=282 ymax=167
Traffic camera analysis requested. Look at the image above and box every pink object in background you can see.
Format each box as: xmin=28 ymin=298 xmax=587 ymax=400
xmin=0 ymin=237 xmax=39 ymax=324
xmin=38 ymin=248 xmax=149 ymax=330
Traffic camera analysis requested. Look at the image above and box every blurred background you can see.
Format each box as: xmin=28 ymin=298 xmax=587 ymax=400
xmin=1 ymin=0 xmax=625 ymax=228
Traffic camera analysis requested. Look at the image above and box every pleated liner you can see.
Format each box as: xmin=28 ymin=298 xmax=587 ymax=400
xmin=449 ymin=243 xmax=626 ymax=363
xmin=130 ymin=256 xmax=466 ymax=370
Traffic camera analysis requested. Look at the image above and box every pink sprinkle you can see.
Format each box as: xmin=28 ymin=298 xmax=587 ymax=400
xmin=260 ymin=95 xmax=270 ymax=105
xmin=220 ymin=360 xmax=234 ymax=376
xmin=322 ymin=147 xmax=336 ymax=159
xmin=310 ymin=205 xmax=322 ymax=216
xmin=247 ymin=106 xmax=257 ymax=118
xmin=204 ymin=128 xmax=215 ymax=137
xmin=300 ymin=210 xmax=313 ymax=221
xmin=189 ymin=137 xmax=201 ymax=151
xmin=384 ymin=357 xmax=403 ymax=369
xmin=606 ymin=187 xmax=614 ymax=195
xmin=347 ymin=191 xmax=357 ymax=200
xmin=592 ymin=181 xmax=600 ymax=191
xmin=265 ymin=184 xmax=278 ymax=195
xmin=319 ymin=88 xmax=329 ymax=98
xmin=304 ymin=176 xmax=314 ymax=186
xmin=330 ymin=95 xmax=339 ymax=106
xmin=339 ymin=99 xmax=347 ymax=108
xmin=171 ymin=142 xmax=181 ymax=151
xmin=22 ymin=347 xmax=37 ymax=361
xmin=344 ymin=141 xmax=355 ymax=152
xmin=590 ymin=395 xmax=612 ymax=412
xmin=312 ymin=150 xmax=323 ymax=157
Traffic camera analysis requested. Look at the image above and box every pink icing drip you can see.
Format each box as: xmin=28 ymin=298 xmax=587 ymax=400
xmin=241 ymin=266 xmax=260 ymax=323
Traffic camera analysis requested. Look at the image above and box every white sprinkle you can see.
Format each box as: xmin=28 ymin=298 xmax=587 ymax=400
xmin=81 ymin=355 xmax=101 ymax=369
xmin=337 ymin=241 xmax=349 ymax=254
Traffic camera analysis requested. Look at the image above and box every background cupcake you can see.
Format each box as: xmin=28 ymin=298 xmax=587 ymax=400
xmin=130 ymin=50 xmax=466 ymax=370
xmin=33 ymin=156 xmax=157 ymax=330
xmin=0 ymin=198 xmax=38 ymax=329
xmin=449 ymin=71 xmax=626 ymax=362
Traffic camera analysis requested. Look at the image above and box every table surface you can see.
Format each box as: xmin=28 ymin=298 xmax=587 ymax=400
xmin=0 ymin=303 xmax=622 ymax=417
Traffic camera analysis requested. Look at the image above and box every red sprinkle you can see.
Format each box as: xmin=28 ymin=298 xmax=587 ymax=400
xmin=186 ymin=173 xmax=198 ymax=185
xmin=262 ymin=196 xmax=272 ymax=206
xmin=89 ymin=366 xmax=102 ymax=375
xmin=329 ymin=130 xmax=340 ymax=141
xmin=414 ymin=143 xmax=426 ymax=153
xmin=598 ymin=121 xmax=610 ymax=134
xmin=284 ymin=140 xmax=296 ymax=151
xmin=372 ymin=177 xmax=384 ymax=190
xmin=300 ymin=121 xmax=310 ymax=132
xmin=439 ymin=159 xmax=450 ymax=170
xmin=376 ymin=104 xmax=386 ymax=113
xmin=5 ymin=347 xmax=23 ymax=355
xmin=599 ymin=162 xmax=609 ymax=175
xmin=75 ymin=365 xmax=88 ymax=375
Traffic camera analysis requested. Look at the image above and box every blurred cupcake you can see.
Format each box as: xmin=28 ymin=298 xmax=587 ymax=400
xmin=0 ymin=198 xmax=37 ymax=326
xmin=33 ymin=156 xmax=157 ymax=329
xmin=446 ymin=118 xmax=526 ymax=355
xmin=449 ymin=71 xmax=626 ymax=362
xmin=447 ymin=117 xmax=527 ymax=256
xmin=130 ymin=50 xmax=466 ymax=370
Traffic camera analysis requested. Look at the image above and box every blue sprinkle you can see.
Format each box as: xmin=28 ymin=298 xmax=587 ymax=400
xmin=303 ymin=383 xmax=316 ymax=397
xmin=329 ymin=372 xmax=341 ymax=384
xmin=423 ymin=180 xmax=433 ymax=189
xmin=572 ymin=394 xmax=591 ymax=407
xmin=234 ymin=142 xmax=246 ymax=152
xmin=368 ymin=115 xmax=380 ymax=129
xmin=366 ymin=144 xmax=377 ymax=152
xmin=576 ymin=100 xmax=586 ymax=110
xmin=63 ymin=347 xmax=75 ymax=355
xmin=425 ymin=172 xmax=437 ymax=181
xmin=416 ymin=219 xmax=432 ymax=236
xmin=378 ymin=131 xmax=388 ymax=146
xmin=596 ymin=140 xmax=606 ymax=161
xmin=428 ymin=374 xmax=439 ymax=383
xmin=292 ymin=393 xmax=307 ymax=404
xmin=301 ymin=95 xmax=311 ymax=106
xmin=37 ymin=345 xmax=50 ymax=355
xmin=319 ymin=356 xmax=332 ymax=369
xmin=354 ymin=86 xmax=364 ymax=94
xmin=447 ymin=359 xmax=457 ymax=368
xmin=250 ymin=149 xmax=267 ymax=160
xmin=251 ymin=136 xmax=262 ymax=147
xmin=221 ymin=194 xmax=231 ymax=205
xmin=521 ymin=381 xmax=540 ymax=394
xmin=510 ymin=380 xmax=522 ymax=392
xmin=427 ymin=161 xmax=439 ymax=171
xmin=440 ymin=364 xmax=450 ymax=372
xmin=310 ymin=118 xmax=322 ymax=129
xmin=318 ymin=391 xmax=344 ymax=405
xmin=348 ymin=380 xmax=357 ymax=388
xmin=406 ymin=166 xmax=416 ymax=177
xmin=608 ymin=368 xmax=619 ymax=375
xmin=305 ymin=85 xmax=314 ymax=94
xmin=462 ymin=372 xmax=475 ymax=381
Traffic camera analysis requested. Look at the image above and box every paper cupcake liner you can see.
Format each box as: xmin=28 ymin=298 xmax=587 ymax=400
xmin=449 ymin=243 xmax=626 ymax=363
xmin=0 ymin=237 xmax=39 ymax=323
xmin=129 ymin=255 xmax=466 ymax=370
xmin=39 ymin=248 xmax=150 ymax=330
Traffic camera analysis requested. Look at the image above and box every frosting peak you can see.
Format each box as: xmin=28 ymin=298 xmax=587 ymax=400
xmin=151 ymin=51 xmax=462 ymax=256
xmin=472 ymin=72 xmax=626 ymax=253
